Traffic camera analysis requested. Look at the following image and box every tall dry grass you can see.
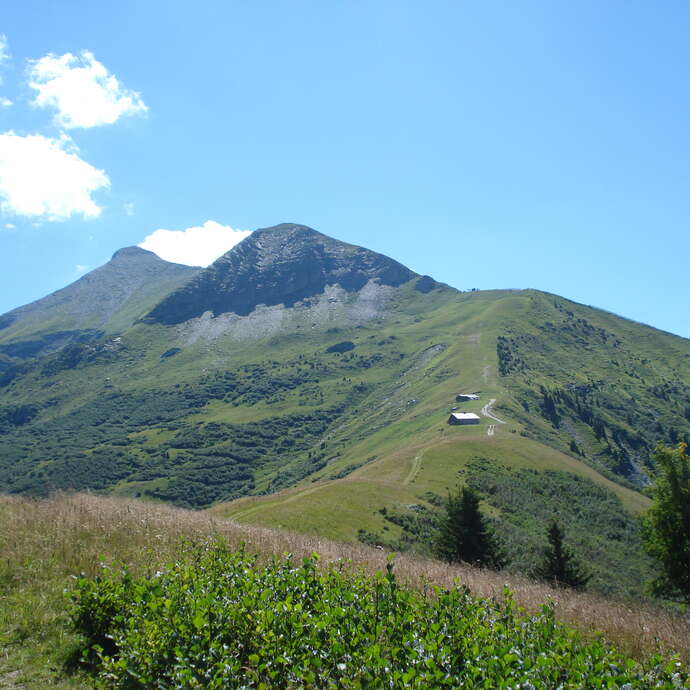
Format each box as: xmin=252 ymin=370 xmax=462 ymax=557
xmin=1 ymin=492 xmax=688 ymax=664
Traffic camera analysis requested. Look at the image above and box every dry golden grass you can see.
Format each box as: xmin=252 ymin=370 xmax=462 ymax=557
xmin=1 ymin=492 xmax=688 ymax=669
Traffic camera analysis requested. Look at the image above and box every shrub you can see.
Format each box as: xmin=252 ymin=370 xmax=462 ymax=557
xmin=71 ymin=541 xmax=685 ymax=688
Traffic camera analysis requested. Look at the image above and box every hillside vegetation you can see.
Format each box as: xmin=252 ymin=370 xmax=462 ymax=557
xmin=495 ymin=291 xmax=690 ymax=483
xmin=1 ymin=493 xmax=688 ymax=688
xmin=1 ymin=289 xmax=688 ymax=597
xmin=2 ymin=225 xmax=690 ymax=601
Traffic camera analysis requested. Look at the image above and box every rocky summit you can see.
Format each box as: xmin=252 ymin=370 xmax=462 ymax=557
xmin=146 ymin=223 xmax=419 ymax=324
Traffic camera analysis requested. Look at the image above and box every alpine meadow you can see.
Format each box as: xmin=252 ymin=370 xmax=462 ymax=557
xmin=1 ymin=223 xmax=689 ymax=687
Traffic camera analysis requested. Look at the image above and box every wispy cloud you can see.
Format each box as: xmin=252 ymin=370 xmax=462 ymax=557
xmin=0 ymin=34 xmax=10 ymax=88
xmin=0 ymin=34 xmax=9 ymax=68
xmin=28 ymin=50 xmax=147 ymax=129
xmin=139 ymin=220 xmax=251 ymax=266
xmin=75 ymin=263 xmax=88 ymax=273
xmin=0 ymin=97 xmax=12 ymax=107
xmin=0 ymin=131 xmax=110 ymax=220
xmin=124 ymin=201 xmax=135 ymax=216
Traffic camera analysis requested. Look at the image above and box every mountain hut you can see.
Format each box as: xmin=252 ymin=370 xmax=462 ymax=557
xmin=447 ymin=412 xmax=481 ymax=425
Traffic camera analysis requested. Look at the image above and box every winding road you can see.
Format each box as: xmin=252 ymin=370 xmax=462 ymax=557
xmin=481 ymin=398 xmax=506 ymax=435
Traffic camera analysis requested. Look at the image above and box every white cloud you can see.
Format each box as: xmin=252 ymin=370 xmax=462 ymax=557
xmin=28 ymin=50 xmax=147 ymax=129
xmin=4 ymin=222 xmax=14 ymax=229
xmin=0 ymin=97 xmax=12 ymax=107
xmin=139 ymin=221 xmax=251 ymax=266
xmin=0 ymin=131 xmax=110 ymax=220
xmin=75 ymin=263 xmax=88 ymax=273
xmin=124 ymin=201 xmax=134 ymax=216
xmin=0 ymin=34 xmax=9 ymax=86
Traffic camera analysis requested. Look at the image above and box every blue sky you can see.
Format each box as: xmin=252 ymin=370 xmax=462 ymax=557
xmin=1 ymin=1 xmax=689 ymax=338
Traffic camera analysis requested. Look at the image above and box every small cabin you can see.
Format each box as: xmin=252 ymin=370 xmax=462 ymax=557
xmin=456 ymin=393 xmax=480 ymax=402
xmin=447 ymin=412 xmax=481 ymax=425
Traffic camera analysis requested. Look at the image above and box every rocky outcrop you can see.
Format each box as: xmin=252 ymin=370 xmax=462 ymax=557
xmin=147 ymin=224 xmax=417 ymax=324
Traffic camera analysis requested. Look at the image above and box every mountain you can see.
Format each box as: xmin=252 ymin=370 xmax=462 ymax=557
xmin=1 ymin=222 xmax=689 ymax=596
xmin=0 ymin=246 xmax=200 ymax=363
xmin=147 ymin=223 xmax=422 ymax=324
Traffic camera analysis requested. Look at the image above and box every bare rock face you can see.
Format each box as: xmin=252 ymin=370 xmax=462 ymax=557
xmin=146 ymin=223 xmax=417 ymax=324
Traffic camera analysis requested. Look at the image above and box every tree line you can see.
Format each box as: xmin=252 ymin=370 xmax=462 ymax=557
xmin=435 ymin=442 xmax=690 ymax=601
xmin=435 ymin=485 xmax=589 ymax=589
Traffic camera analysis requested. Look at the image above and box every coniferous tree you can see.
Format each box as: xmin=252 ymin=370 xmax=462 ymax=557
xmin=641 ymin=442 xmax=690 ymax=602
xmin=536 ymin=520 xmax=590 ymax=589
xmin=435 ymin=486 xmax=504 ymax=568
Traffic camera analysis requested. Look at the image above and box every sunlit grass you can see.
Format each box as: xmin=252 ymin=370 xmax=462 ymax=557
xmin=0 ymin=493 xmax=687 ymax=687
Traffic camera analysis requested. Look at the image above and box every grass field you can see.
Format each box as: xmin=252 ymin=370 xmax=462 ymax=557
xmin=1 ymin=493 xmax=687 ymax=688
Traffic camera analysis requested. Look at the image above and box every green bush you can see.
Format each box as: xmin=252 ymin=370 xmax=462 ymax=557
xmin=71 ymin=541 xmax=686 ymax=688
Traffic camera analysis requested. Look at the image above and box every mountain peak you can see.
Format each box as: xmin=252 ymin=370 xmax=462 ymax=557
xmin=111 ymin=245 xmax=203 ymax=269
xmin=147 ymin=224 xmax=417 ymax=324
xmin=253 ymin=222 xmax=315 ymax=235
xmin=111 ymin=246 xmax=155 ymax=261
xmin=0 ymin=244 xmax=200 ymax=353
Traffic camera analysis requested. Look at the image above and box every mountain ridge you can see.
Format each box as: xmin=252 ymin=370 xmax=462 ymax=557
xmin=0 ymin=246 xmax=200 ymax=361
xmin=146 ymin=223 xmax=423 ymax=324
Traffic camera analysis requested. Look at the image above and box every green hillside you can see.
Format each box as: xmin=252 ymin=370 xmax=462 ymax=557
xmin=1 ymin=225 xmax=689 ymax=597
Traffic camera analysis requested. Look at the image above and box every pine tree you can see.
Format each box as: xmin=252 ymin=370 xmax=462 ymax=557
xmin=435 ymin=486 xmax=504 ymax=568
xmin=641 ymin=442 xmax=690 ymax=602
xmin=536 ymin=520 xmax=590 ymax=589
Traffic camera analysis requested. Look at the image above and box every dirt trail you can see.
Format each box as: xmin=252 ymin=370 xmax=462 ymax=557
xmin=481 ymin=398 xmax=506 ymax=424
xmin=404 ymin=450 xmax=425 ymax=485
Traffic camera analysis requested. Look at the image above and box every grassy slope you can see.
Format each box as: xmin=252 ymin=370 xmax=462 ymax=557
xmin=205 ymin=287 xmax=688 ymax=597
xmin=494 ymin=291 xmax=690 ymax=479
xmin=1 ymin=494 xmax=687 ymax=688
xmin=212 ymin=289 xmax=655 ymax=537
xmin=215 ymin=436 xmax=647 ymax=540
xmin=2 ymin=285 xmax=689 ymax=596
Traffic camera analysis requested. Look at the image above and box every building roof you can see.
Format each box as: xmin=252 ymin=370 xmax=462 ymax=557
xmin=450 ymin=412 xmax=481 ymax=420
